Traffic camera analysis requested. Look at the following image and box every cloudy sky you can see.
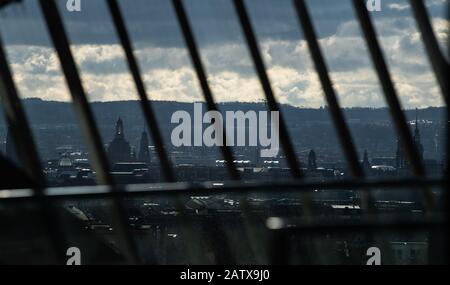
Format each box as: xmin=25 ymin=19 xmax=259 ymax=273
xmin=0 ymin=0 xmax=448 ymax=108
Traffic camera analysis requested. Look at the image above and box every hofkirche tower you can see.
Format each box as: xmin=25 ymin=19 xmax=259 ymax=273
xmin=107 ymin=117 xmax=132 ymax=164
xmin=395 ymin=109 xmax=424 ymax=170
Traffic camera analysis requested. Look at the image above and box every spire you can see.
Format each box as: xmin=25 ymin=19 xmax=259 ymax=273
xmin=415 ymin=108 xmax=419 ymax=134
xmin=413 ymin=108 xmax=424 ymax=161
xmin=413 ymin=109 xmax=421 ymax=143
xmin=415 ymin=108 xmax=418 ymax=125
xmin=138 ymin=127 xmax=150 ymax=164
xmin=131 ymin=147 xmax=136 ymax=160
xmin=308 ymin=149 xmax=317 ymax=171
xmin=107 ymin=117 xmax=132 ymax=164
xmin=362 ymin=149 xmax=371 ymax=173
xmin=397 ymin=109 xmax=424 ymax=171
xmin=396 ymin=137 xmax=406 ymax=169
xmin=115 ymin=117 xmax=124 ymax=138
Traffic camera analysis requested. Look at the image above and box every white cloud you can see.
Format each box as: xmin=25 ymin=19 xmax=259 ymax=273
xmin=388 ymin=3 xmax=410 ymax=11
xmin=3 ymin=13 xmax=448 ymax=108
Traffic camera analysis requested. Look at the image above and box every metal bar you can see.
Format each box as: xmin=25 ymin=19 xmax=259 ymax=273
xmin=0 ymin=33 xmax=67 ymax=264
xmin=292 ymin=0 xmax=377 ymax=213
xmin=409 ymin=0 xmax=450 ymax=107
xmin=233 ymin=0 xmax=303 ymax=178
xmin=0 ymin=153 xmax=34 ymax=188
xmin=269 ymin=217 xmax=445 ymax=234
xmin=38 ymin=0 xmax=140 ymax=264
xmin=447 ymin=1 xmax=450 ymax=264
xmin=0 ymin=0 xmax=21 ymax=9
xmin=0 ymin=42 xmax=45 ymax=187
xmin=293 ymin=0 xmax=364 ymax=178
xmin=352 ymin=0 xmax=434 ymax=208
xmin=406 ymin=0 xmax=450 ymax=264
xmin=38 ymin=0 xmax=112 ymax=186
xmin=107 ymin=0 xmax=175 ymax=182
xmin=410 ymin=0 xmax=449 ymax=263
xmin=108 ymin=0 xmax=237 ymax=262
xmin=172 ymin=0 xmax=240 ymax=180
xmin=107 ymin=0 xmax=208 ymax=265
xmin=0 ymin=177 xmax=445 ymax=201
xmin=170 ymin=0 xmax=255 ymax=255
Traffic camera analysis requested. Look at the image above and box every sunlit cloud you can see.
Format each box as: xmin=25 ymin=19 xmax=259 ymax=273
xmin=1 ymin=0 xmax=448 ymax=108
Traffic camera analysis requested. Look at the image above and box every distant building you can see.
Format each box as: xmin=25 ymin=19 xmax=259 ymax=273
xmin=371 ymin=157 xmax=396 ymax=167
xmin=413 ymin=110 xmax=424 ymax=162
xmin=138 ymin=129 xmax=151 ymax=164
xmin=304 ymin=149 xmax=338 ymax=180
xmin=308 ymin=149 xmax=317 ymax=171
xmin=395 ymin=138 xmax=407 ymax=170
xmin=107 ymin=117 xmax=132 ymax=164
xmin=57 ymin=154 xmax=77 ymax=179
xmin=395 ymin=109 xmax=424 ymax=171
xmin=362 ymin=150 xmax=371 ymax=174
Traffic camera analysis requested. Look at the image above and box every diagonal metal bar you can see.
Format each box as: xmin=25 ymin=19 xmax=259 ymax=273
xmin=352 ymin=0 xmax=434 ymax=208
xmin=443 ymin=0 xmax=450 ymax=259
xmin=0 ymin=0 xmax=21 ymax=9
xmin=108 ymin=0 xmax=220 ymax=265
xmin=0 ymin=33 xmax=67 ymax=264
xmin=108 ymin=0 xmax=215 ymax=264
xmin=409 ymin=0 xmax=450 ymax=263
xmin=409 ymin=0 xmax=450 ymax=107
xmin=0 ymin=43 xmax=45 ymax=188
xmin=293 ymin=0 xmax=376 ymax=212
xmin=38 ymin=0 xmax=140 ymax=264
xmin=39 ymin=0 xmax=112 ymax=186
xmin=0 ymin=153 xmax=34 ymax=189
xmin=172 ymin=0 xmax=240 ymax=180
xmin=293 ymin=0 xmax=364 ymax=178
xmin=107 ymin=0 xmax=175 ymax=182
xmin=233 ymin=0 xmax=303 ymax=178
xmin=409 ymin=3 xmax=450 ymax=235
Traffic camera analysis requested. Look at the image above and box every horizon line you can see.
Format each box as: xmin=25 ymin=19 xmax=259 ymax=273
xmin=19 ymin=97 xmax=446 ymax=111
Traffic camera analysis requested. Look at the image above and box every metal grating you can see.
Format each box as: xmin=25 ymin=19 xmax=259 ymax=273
xmin=0 ymin=0 xmax=448 ymax=264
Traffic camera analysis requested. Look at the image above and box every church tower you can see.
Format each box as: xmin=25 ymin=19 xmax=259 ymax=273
xmin=395 ymin=109 xmax=424 ymax=170
xmin=138 ymin=129 xmax=150 ymax=164
xmin=413 ymin=109 xmax=424 ymax=162
xmin=307 ymin=149 xmax=317 ymax=171
xmin=395 ymin=138 xmax=407 ymax=169
xmin=115 ymin=117 xmax=125 ymax=139
xmin=107 ymin=117 xmax=132 ymax=165
xmin=362 ymin=150 xmax=371 ymax=174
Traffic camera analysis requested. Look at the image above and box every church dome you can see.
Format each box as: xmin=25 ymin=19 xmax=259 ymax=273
xmin=59 ymin=156 xmax=73 ymax=167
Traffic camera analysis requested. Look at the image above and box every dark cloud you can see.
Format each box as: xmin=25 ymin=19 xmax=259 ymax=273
xmin=0 ymin=0 xmax=446 ymax=47
xmin=0 ymin=0 xmax=447 ymax=107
